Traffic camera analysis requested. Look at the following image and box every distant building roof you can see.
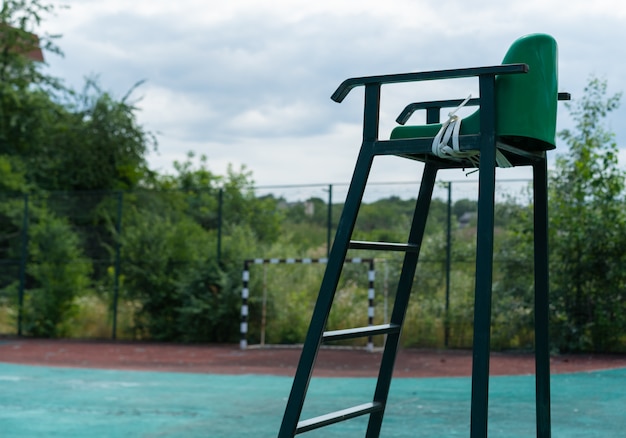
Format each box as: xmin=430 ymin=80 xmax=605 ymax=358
xmin=0 ymin=24 xmax=44 ymax=62
xmin=24 ymin=33 xmax=44 ymax=62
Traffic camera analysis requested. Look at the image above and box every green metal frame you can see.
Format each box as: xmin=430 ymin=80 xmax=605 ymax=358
xmin=278 ymin=38 xmax=564 ymax=438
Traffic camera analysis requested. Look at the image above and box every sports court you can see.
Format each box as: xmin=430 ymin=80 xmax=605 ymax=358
xmin=1 ymin=340 xmax=625 ymax=437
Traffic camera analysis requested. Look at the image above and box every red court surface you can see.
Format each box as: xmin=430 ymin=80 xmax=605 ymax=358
xmin=2 ymin=338 xmax=625 ymax=377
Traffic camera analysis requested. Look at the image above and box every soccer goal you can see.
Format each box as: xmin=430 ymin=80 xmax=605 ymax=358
xmin=240 ymin=257 xmax=375 ymax=350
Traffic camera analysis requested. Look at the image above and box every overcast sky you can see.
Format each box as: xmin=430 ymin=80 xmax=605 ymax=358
xmin=38 ymin=0 xmax=626 ymax=192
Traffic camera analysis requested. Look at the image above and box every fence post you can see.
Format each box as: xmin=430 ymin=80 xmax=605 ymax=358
xmin=367 ymin=259 xmax=375 ymax=351
xmin=217 ymin=188 xmax=223 ymax=262
xmin=240 ymin=260 xmax=250 ymax=349
xmin=17 ymin=194 xmax=29 ymax=336
xmin=111 ymin=191 xmax=123 ymax=340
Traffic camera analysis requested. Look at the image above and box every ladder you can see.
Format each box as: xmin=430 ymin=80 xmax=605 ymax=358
xmin=277 ymin=67 xmax=564 ymax=438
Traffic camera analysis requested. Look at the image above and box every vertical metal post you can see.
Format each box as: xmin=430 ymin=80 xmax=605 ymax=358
xmin=470 ymin=74 xmax=497 ymax=438
xmin=240 ymin=261 xmax=250 ymax=350
xmin=326 ymin=184 xmax=333 ymax=257
xmin=17 ymin=194 xmax=28 ymax=337
xmin=111 ymin=191 xmax=123 ymax=340
xmin=217 ymin=188 xmax=224 ymax=262
xmin=445 ymin=181 xmax=452 ymax=347
xmin=426 ymin=106 xmax=440 ymax=124
xmin=533 ymin=157 xmax=552 ymax=438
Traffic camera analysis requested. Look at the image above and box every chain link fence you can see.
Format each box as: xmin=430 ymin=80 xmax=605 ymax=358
xmin=0 ymin=179 xmax=537 ymax=348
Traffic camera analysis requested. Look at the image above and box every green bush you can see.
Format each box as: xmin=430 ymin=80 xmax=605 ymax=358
xmin=24 ymin=209 xmax=92 ymax=337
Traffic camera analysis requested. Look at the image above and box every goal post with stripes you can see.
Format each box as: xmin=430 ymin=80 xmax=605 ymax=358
xmin=240 ymin=257 xmax=375 ymax=350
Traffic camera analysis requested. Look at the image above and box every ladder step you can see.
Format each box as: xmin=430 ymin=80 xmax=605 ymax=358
xmin=323 ymin=323 xmax=401 ymax=342
xmin=349 ymin=240 xmax=419 ymax=252
xmin=296 ymin=402 xmax=384 ymax=434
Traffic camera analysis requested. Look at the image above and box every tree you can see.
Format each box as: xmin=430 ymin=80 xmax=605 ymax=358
xmin=52 ymin=80 xmax=156 ymax=191
xmin=158 ymin=152 xmax=282 ymax=245
xmin=113 ymin=154 xmax=284 ymax=342
xmin=549 ymin=77 xmax=626 ymax=352
xmin=23 ymin=206 xmax=92 ymax=337
xmin=119 ymin=208 xmax=225 ymax=341
xmin=0 ymin=1 xmax=159 ymax=339
xmin=1 ymin=0 xmax=155 ymax=192
xmin=1 ymin=0 xmax=62 ymax=158
xmin=0 ymin=0 xmax=62 ymax=88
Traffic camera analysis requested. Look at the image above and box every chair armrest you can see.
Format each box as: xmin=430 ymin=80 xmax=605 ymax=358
xmin=396 ymin=98 xmax=481 ymax=125
xmin=331 ymin=64 xmax=528 ymax=103
xmin=395 ymin=92 xmax=571 ymax=125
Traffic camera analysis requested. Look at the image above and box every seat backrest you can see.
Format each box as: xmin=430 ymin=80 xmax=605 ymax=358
xmin=495 ymin=33 xmax=558 ymax=150
xmin=390 ymin=34 xmax=559 ymax=151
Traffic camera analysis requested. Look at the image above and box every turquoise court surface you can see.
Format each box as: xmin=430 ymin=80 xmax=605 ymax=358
xmin=0 ymin=363 xmax=625 ymax=437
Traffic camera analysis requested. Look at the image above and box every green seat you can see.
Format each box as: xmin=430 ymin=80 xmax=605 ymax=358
xmin=390 ymin=33 xmax=558 ymax=151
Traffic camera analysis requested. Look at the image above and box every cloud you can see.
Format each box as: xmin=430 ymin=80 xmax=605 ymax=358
xmin=41 ymin=0 xmax=626 ymax=188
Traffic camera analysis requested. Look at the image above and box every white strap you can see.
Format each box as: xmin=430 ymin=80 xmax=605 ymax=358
xmin=431 ymin=94 xmax=512 ymax=169
xmin=432 ymin=95 xmax=479 ymax=166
